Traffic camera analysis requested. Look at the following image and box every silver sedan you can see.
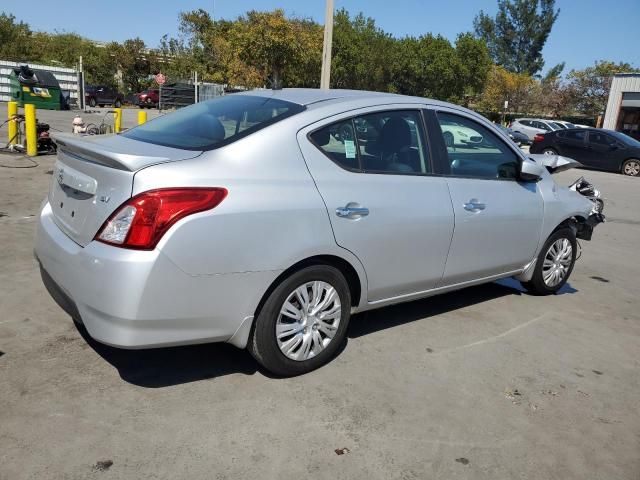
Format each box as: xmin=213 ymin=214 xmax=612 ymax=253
xmin=35 ymin=89 xmax=603 ymax=376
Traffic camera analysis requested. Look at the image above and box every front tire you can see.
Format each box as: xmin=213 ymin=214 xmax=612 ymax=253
xmin=114 ymin=99 xmax=122 ymax=108
xmin=248 ymin=265 xmax=351 ymax=376
xmin=521 ymin=228 xmax=577 ymax=295
xmin=88 ymin=97 xmax=97 ymax=108
xmin=621 ymin=159 xmax=640 ymax=176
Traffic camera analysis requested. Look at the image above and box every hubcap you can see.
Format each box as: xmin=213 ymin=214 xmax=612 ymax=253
xmin=542 ymin=238 xmax=573 ymax=287
xmin=543 ymin=149 xmax=556 ymax=155
xmin=624 ymin=161 xmax=640 ymax=176
xmin=276 ymin=281 xmax=341 ymax=361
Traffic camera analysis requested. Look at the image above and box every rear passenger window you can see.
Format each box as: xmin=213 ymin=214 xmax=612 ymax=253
xmin=308 ymin=119 xmax=359 ymax=170
xmin=310 ymin=111 xmax=430 ymax=174
xmin=562 ymin=130 xmax=586 ymax=141
xmin=436 ymin=112 xmax=519 ymax=180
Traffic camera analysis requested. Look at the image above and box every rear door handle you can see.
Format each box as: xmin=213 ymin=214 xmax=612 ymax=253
xmin=463 ymin=199 xmax=486 ymax=212
xmin=336 ymin=205 xmax=369 ymax=219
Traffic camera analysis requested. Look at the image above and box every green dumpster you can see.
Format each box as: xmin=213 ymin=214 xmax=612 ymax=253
xmin=9 ymin=65 xmax=62 ymax=110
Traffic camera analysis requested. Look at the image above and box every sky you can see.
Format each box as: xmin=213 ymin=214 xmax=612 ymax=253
xmin=5 ymin=0 xmax=640 ymax=75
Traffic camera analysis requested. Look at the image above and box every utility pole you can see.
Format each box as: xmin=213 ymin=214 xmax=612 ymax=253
xmin=320 ymin=0 xmax=334 ymax=89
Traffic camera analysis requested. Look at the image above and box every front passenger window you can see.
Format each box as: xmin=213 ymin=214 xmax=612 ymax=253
xmin=436 ymin=112 xmax=519 ymax=180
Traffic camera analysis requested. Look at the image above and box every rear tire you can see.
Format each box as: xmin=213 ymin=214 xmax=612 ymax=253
xmin=621 ymin=159 xmax=640 ymax=176
xmin=542 ymin=147 xmax=558 ymax=155
xmin=88 ymin=97 xmax=97 ymax=108
xmin=114 ymin=99 xmax=122 ymax=108
xmin=521 ymin=228 xmax=577 ymax=295
xmin=248 ymin=265 xmax=351 ymax=376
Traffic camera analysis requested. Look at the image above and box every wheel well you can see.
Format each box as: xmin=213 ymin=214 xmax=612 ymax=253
xmin=552 ymin=216 xmax=587 ymax=236
xmin=254 ymin=255 xmax=362 ymax=319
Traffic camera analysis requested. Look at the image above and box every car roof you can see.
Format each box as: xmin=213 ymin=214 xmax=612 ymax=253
xmin=233 ymin=88 xmax=453 ymax=109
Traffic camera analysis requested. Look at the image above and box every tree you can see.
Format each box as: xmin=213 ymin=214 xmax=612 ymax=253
xmin=331 ymin=10 xmax=395 ymax=91
xmin=231 ymin=9 xmax=321 ymax=88
xmin=474 ymin=0 xmax=559 ymax=75
xmin=454 ymin=33 xmax=492 ymax=104
xmin=567 ymin=60 xmax=640 ymax=117
xmin=391 ymin=32 xmax=491 ymax=103
xmin=478 ymin=65 xmax=540 ymax=113
xmin=393 ymin=34 xmax=460 ymax=101
xmin=0 ymin=12 xmax=33 ymax=61
xmin=542 ymin=62 xmax=565 ymax=84
xmin=108 ymin=38 xmax=154 ymax=93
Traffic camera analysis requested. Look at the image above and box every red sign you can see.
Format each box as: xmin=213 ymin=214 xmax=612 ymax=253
xmin=155 ymin=73 xmax=166 ymax=85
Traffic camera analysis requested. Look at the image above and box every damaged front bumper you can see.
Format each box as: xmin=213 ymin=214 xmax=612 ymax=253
xmin=576 ymin=212 xmax=605 ymax=241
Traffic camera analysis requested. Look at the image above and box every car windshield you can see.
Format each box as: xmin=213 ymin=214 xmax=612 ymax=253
xmin=123 ymin=95 xmax=305 ymax=150
xmin=610 ymin=130 xmax=640 ymax=147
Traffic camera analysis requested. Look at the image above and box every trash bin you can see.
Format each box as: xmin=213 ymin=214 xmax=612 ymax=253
xmin=9 ymin=65 xmax=62 ymax=110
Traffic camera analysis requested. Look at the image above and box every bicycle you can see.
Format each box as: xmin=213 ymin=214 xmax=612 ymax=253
xmin=84 ymin=110 xmax=118 ymax=135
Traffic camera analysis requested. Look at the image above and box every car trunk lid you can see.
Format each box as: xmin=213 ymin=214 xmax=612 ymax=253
xmin=49 ymin=133 xmax=201 ymax=246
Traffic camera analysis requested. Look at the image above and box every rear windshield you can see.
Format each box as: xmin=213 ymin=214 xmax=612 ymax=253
xmin=122 ymin=95 xmax=305 ymax=150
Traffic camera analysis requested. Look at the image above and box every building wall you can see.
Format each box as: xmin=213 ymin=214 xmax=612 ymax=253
xmin=604 ymin=74 xmax=640 ymax=129
xmin=0 ymin=60 xmax=79 ymax=103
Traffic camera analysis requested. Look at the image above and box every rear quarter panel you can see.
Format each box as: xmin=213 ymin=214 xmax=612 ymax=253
xmin=131 ymin=122 xmax=368 ymax=300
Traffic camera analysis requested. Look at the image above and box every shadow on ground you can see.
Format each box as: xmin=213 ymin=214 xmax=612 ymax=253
xmin=349 ymin=279 xmax=576 ymax=338
xmin=77 ymin=279 xmax=575 ymax=388
xmin=76 ymin=324 xmax=260 ymax=388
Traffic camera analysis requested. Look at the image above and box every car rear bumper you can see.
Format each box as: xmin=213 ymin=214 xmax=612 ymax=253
xmin=35 ymin=201 xmax=278 ymax=349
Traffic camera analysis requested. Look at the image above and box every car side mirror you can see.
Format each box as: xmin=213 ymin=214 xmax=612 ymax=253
xmin=519 ymin=158 xmax=545 ymax=182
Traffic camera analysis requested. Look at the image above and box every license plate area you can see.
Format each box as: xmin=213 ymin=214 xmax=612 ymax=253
xmin=49 ymin=164 xmax=97 ymax=239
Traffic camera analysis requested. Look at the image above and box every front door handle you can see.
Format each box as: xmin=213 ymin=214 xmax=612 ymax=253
xmin=463 ymin=199 xmax=486 ymax=212
xmin=336 ymin=205 xmax=369 ymax=219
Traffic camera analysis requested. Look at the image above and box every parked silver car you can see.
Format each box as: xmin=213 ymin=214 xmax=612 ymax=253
xmin=511 ymin=118 xmax=562 ymax=140
xmin=35 ymin=89 xmax=603 ymax=376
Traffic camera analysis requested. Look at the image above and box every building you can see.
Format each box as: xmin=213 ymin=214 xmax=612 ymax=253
xmin=603 ymin=73 xmax=640 ymax=140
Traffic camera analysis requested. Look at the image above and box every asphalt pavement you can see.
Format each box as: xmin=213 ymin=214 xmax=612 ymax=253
xmin=0 ymin=106 xmax=638 ymax=479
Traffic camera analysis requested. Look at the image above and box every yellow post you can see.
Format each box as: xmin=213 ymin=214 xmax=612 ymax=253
xmin=24 ymin=104 xmax=37 ymax=157
xmin=7 ymin=101 xmax=18 ymax=145
xmin=114 ymin=107 xmax=122 ymax=133
xmin=137 ymin=110 xmax=147 ymax=125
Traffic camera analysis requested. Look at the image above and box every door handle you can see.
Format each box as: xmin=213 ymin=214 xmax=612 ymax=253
xmin=463 ymin=199 xmax=486 ymax=212
xmin=336 ymin=205 xmax=369 ymax=219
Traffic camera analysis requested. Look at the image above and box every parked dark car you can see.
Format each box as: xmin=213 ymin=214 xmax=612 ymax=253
xmin=497 ymin=124 xmax=530 ymax=146
xmin=137 ymin=89 xmax=159 ymax=108
xmin=530 ymin=128 xmax=640 ymax=176
xmin=85 ymin=85 xmax=124 ymax=108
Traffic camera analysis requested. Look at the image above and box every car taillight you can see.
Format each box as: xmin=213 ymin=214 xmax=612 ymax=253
xmin=95 ymin=188 xmax=227 ymax=250
xmin=533 ymin=134 xmax=545 ymax=143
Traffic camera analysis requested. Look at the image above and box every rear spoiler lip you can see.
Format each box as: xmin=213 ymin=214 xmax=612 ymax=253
xmin=528 ymin=154 xmax=582 ymax=174
xmin=51 ymin=132 xmax=202 ymax=172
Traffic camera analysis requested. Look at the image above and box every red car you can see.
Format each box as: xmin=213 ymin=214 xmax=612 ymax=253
xmin=137 ymin=89 xmax=159 ymax=109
